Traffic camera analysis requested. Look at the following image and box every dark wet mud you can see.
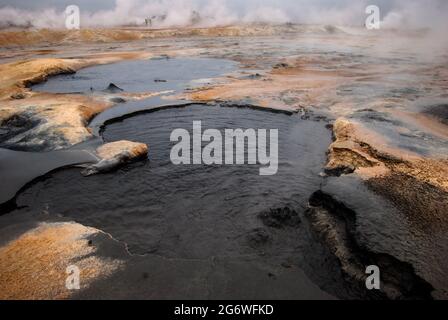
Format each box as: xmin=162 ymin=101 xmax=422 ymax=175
xmin=0 ymin=147 xmax=97 ymax=205
xmin=307 ymin=190 xmax=434 ymax=300
xmin=24 ymin=105 xmax=330 ymax=255
xmin=2 ymin=104 xmax=353 ymax=299
xmin=314 ymin=175 xmax=448 ymax=299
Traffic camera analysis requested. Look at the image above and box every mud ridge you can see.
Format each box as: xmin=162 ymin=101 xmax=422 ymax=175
xmin=219 ymin=101 xmax=296 ymax=116
xmin=96 ymin=101 xmax=296 ymax=138
xmin=306 ymin=190 xmax=434 ymax=300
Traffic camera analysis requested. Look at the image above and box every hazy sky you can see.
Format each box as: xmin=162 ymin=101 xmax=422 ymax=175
xmin=0 ymin=0 xmax=446 ymax=29
xmin=0 ymin=0 xmax=395 ymax=12
xmin=0 ymin=0 xmax=114 ymax=10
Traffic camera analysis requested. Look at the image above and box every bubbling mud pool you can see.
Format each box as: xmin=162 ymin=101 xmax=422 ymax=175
xmin=1 ymin=55 xmax=358 ymax=299
xmin=3 ymin=104 xmax=363 ymax=299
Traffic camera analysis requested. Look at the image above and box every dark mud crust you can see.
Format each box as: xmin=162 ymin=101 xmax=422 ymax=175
xmin=0 ymin=112 xmax=41 ymax=145
xmin=366 ymin=173 xmax=448 ymax=232
xmin=0 ymin=198 xmax=18 ymax=215
xmin=0 ymin=111 xmax=73 ymax=152
xmin=306 ymin=190 xmax=434 ymax=300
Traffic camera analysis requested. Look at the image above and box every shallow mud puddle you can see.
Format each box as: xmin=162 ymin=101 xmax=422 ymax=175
xmin=36 ymin=56 xmax=241 ymax=131
xmin=34 ymin=57 xmax=237 ymax=94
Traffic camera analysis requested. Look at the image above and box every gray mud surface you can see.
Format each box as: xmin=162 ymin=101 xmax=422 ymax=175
xmin=3 ymin=104 xmax=347 ymax=299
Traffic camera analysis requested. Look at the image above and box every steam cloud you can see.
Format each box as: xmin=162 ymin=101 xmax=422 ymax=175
xmin=0 ymin=0 xmax=447 ymax=30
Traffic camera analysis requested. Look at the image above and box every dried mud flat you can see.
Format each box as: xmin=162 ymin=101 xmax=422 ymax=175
xmin=0 ymin=24 xmax=447 ymax=300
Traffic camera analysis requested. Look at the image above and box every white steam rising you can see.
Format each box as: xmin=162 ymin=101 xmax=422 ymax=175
xmin=0 ymin=0 xmax=447 ymax=30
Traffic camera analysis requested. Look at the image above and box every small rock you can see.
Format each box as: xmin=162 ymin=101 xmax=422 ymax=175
xmin=10 ymin=92 xmax=26 ymax=100
xmin=268 ymin=272 xmax=277 ymax=279
xmin=109 ymin=97 xmax=126 ymax=103
xmin=150 ymin=55 xmax=170 ymax=60
xmin=103 ymin=83 xmax=124 ymax=93
xmin=324 ymin=164 xmax=356 ymax=176
xmin=82 ymin=140 xmax=148 ymax=176
xmin=273 ymin=62 xmax=289 ymax=69
xmin=247 ymin=73 xmax=262 ymax=79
